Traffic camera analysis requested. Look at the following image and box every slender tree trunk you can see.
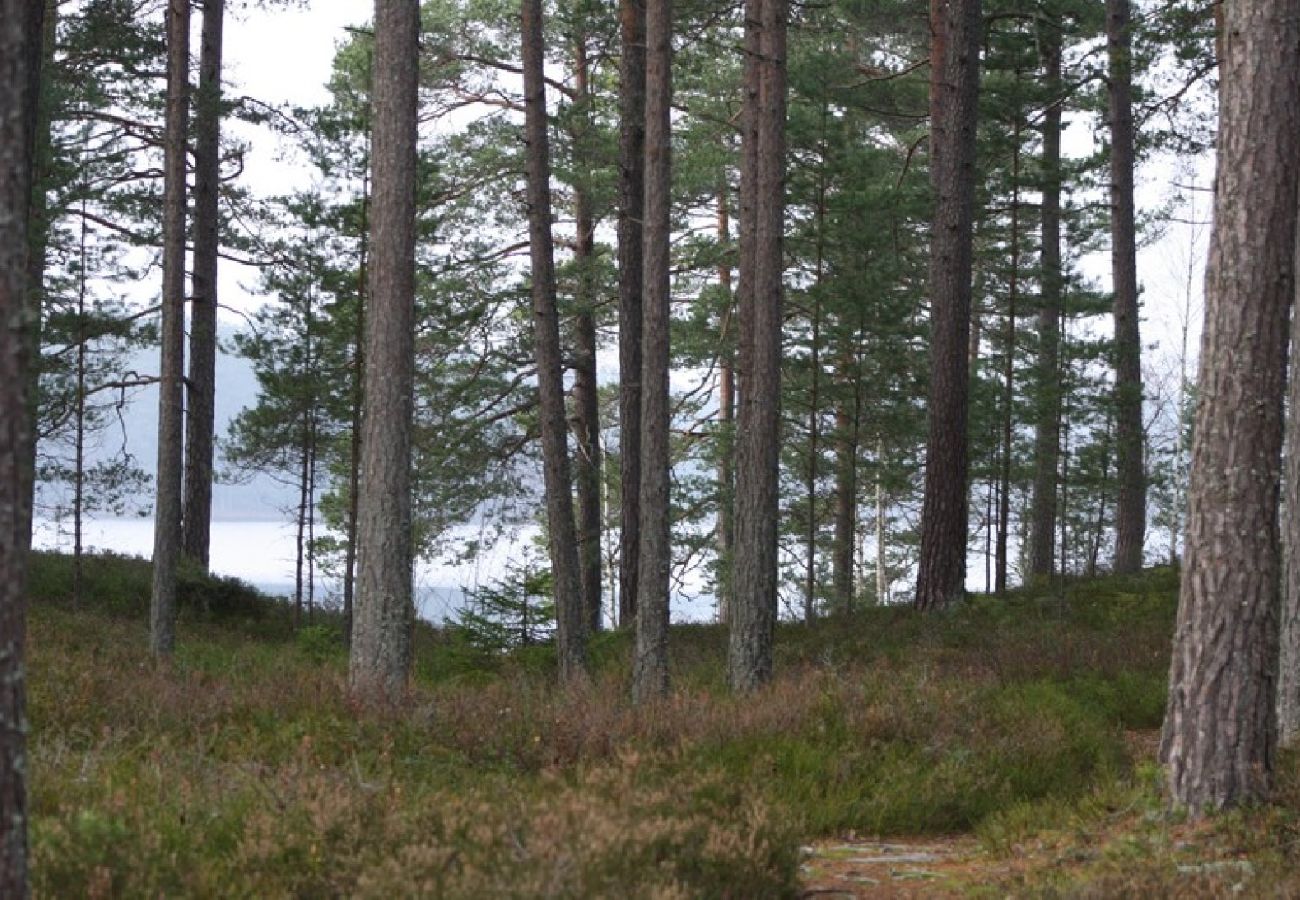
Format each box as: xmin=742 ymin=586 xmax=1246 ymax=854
xmin=632 ymin=0 xmax=673 ymax=704
xmin=571 ymin=32 xmax=603 ymax=635
xmin=831 ymin=395 xmax=857 ymax=610
xmin=1107 ymin=0 xmax=1145 ymax=574
xmin=349 ymin=0 xmax=419 ymax=705
xmin=803 ymin=128 xmax=828 ymax=622
xmin=729 ymin=0 xmax=787 ymax=692
xmin=522 ymin=0 xmax=588 ymax=683
xmin=617 ymin=0 xmax=646 ymax=629
xmin=0 ymin=5 xmax=41 ymax=890
xmin=1162 ymin=0 xmax=1300 ymax=810
xmin=715 ymin=182 xmax=736 ymax=624
xmin=74 ymin=200 xmax=88 ymax=607
xmin=18 ymin=1 xmax=54 ymax=555
xmin=1029 ymin=15 xmax=1062 ymax=581
xmin=150 ymin=0 xmax=191 ymax=659
xmin=343 ymin=170 xmax=369 ymax=644
xmin=914 ymin=0 xmax=983 ymax=611
xmin=995 ymin=115 xmax=1020 ymax=595
xmin=181 ymin=0 xmax=224 ymax=569
xmin=875 ymin=438 xmax=887 ymax=604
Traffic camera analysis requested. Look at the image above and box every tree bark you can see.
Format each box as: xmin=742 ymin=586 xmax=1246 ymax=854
xmin=349 ymin=0 xmax=419 ymax=705
xmin=521 ymin=0 xmax=588 ymax=683
xmin=715 ymin=182 xmax=736 ymax=624
xmin=342 ymin=168 xmax=369 ymax=644
xmin=1107 ymin=0 xmax=1145 ymax=575
xmin=1161 ymin=0 xmax=1300 ymax=811
xmin=571 ymin=32 xmax=603 ymax=635
xmin=18 ymin=1 xmax=53 ymax=556
xmin=1029 ymin=13 xmax=1062 ymax=581
xmin=182 ymin=0 xmax=225 ymax=570
xmin=617 ymin=0 xmax=646 ymax=629
xmin=0 ymin=1 xmax=41 ymax=890
xmin=150 ymin=0 xmax=190 ymax=659
xmin=914 ymin=0 xmax=982 ymax=612
xmin=729 ymin=0 xmax=787 ymax=692
xmin=995 ymin=115 xmax=1021 ymax=595
xmin=632 ymin=0 xmax=672 ymax=704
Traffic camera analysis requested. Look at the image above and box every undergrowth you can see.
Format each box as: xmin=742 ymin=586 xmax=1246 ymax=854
xmin=25 ymin=553 xmax=1199 ymax=896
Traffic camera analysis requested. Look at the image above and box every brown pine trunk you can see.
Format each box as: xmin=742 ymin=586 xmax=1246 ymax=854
xmin=349 ymin=0 xmax=419 ymax=704
xmin=0 ymin=2 xmax=42 ymax=890
xmin=342 ymin=167 xmax=369 ymax=644
xmin=617 ymin=0 xmax=646 ymax=629
xmin=17 ymin=1 xmax=54 ymax=555
xmin=571 ymin=33 xmax=603 ymax=635
xmin=995 ymin=115 xmax=1021 ymax=595
xmin=150 ymin=0 xmax=190 ymax=659
xmin=914 ymin=0 xmax=983 ymax=612
xmin=632 ymin=0 xmax=673 ymax=704
xmin=1029 ymin=16 xmax=1062 ymax=581
xmin=1161 ymin=0 xmax=1300 ymax=811
xmin=729 ymin=0 xmax=787 ymax=692
xmin=521 ymin=0 xmax=588 ymax=683
xmin=831 ymin=387 xmax=857 ymax=610
xmin=715 ymin=182 xmax=735 ymax=624
xmin=1107 ymin=0 xmax=1145 ymax=574
xmin=181 ymin=0 xmax=224 ymax=570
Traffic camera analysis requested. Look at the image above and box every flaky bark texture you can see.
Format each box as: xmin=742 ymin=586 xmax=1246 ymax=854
xmin=521 ymin=0 xmax=588 ymax=683
xmin=1107 ymin=0 xmax=1145 ymax=574
xmin=632 ymin=0 xmax=672 ymax=704
xmin=0 ymin=3 xmax=38 ymax=891
xmin=1160 ymin=0 xmax=1300 ymax=811
xmin=1029 ymin=14 xmax=1062 ymax=581
xmin=913 ymin=0 xmax=982 ymax=612
xmin=729 ymin=0 xmax=787 ymax=693
xmin=617 ymin=0 xmax=646 ymax=629
xmin=350 ymin=0 xmax=419 ymax=705
xmin=182 ymin=0 xmax=225 ymax=569
xmin=1283 ymin=285 xmax=1300 ymax=747
xmin=150 ymin=0 xmax=190 ymax=658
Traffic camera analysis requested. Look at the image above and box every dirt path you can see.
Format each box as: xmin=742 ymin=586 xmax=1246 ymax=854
xmin=800 ymin=836 xmax=1008 ymax=898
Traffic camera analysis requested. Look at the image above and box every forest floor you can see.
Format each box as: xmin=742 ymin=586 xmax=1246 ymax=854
xmin=22 ymin=553 xmax=1300 ymax=897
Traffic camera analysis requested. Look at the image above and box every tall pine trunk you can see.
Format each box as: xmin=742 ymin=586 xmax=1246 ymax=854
xmin=1029 ymin=14 xmax=1062 ymax=581
xmin=1161 ymin=0 xmax=1300 ymax=810
xmin=522 ymin=0 xmax=588 ymax=683
xmin=715 ymin=181 xmax=735 ymax=624
xmin=571 ymin=33 xmax=603 ymax=635
xmin=914 ymin=0 xmax=982 ymax=611
xmin=729 ymin=0 xmax=787 ymax=692
xmin=0 ymin=1 xmax=43 ymax=889
xmin=995 ymin=115 xmax=1021 ymax=595
xmin=182 ymin=0 xmax=224 ymax=570
xmin=342 ymin=167 xmax=369 ymax=643
xmin=349 ymin=0 xmax=419 ymax=704
xmin=617 ymin=0 xmax=646 ymax=628
xmin=1107 ymin=0 xmax=1145 ymax=574
xmin=632 ymin=0 xmax=673 ymax=704
xmin=150 ymin=0 xmax=190 ymax=658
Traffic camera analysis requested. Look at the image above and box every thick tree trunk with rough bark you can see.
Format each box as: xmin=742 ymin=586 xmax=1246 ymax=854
xmin=617 ymin=0 xmax=646 ymax=629
xmin=150 ymin=0 xmax=190 ymax=658
xmin=182 ymin=0 xmax=225 ymax=569
xmin=0 ymin=2 xmax=40 ymax=890
xmin=349 ymin=0 xmax=419 ymax=704
xmin=571 ymin=34 xmax=603 ymax=635
xmin=914 ymin=0 xmax=982 ymax=612
xmin=1282 ymin=308 xmax=1300 ymax=747
xmin=1161 ymin=0 xmax=1300 ymax=811
xmin=522 ymin=0 xmax=588 ymax=683
xmin=1029 ymin=15 xmax=1062 ymax=581
xmin=729 ymin=0 xmax=786 ymax=692
xmin=1107 ymin=0 xmax=1145 ymax=575
xmin=632 ymin=0 xmax=672 ymax=704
